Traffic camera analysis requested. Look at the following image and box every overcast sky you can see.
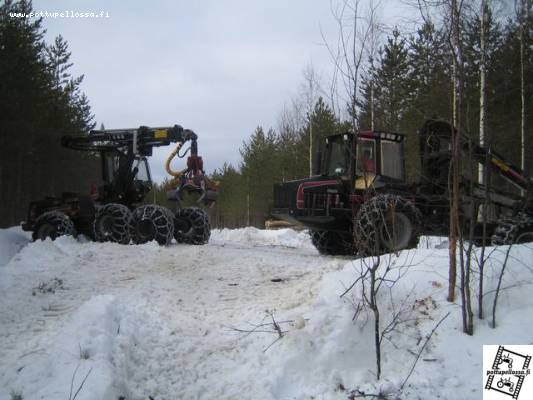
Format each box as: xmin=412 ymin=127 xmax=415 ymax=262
xmin=33 ymin=0 xmax=413 ymax=181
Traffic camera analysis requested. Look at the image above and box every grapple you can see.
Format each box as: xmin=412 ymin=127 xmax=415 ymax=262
xmin=165 ymin=134 xmax=218 ymax=206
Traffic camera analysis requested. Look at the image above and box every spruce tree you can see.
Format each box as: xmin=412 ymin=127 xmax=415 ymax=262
xmin=0 ymin=0 xmax=50 ymax=226
xmin=240 ymin=127 xmax=278 ymax=226
xmin=0 ymin=0 xmax=97 ymax=227
xmin=300 ymin=97 xmax=340 ymax=175
xmin=372 ymin=28 xmax=410 ymax=131
xmin=210 ymin=163 xmax=247 ymax=227
xmin=404 ymin=22 xmax=450 ymax=181
xmin=406 ymin=22 xmax=449 ymax=124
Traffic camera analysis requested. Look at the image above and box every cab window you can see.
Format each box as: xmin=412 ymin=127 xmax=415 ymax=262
xmin=326 ymin=137 xmax=350 ymax=176
xmin=381 ymin=140 xmax=404 ymax=180
xmin=132 ymin=157 xmax=150 ymax=181
xmin=356 ymin=139 xmax=376 ymax=174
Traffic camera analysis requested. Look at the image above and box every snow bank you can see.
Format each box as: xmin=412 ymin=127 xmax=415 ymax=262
xmin=0 ymin=227 xmax=30 ymax=267
xmin=1 ymin=294 xmax=162 ymax=400
xmin=265 ymin=244 xmax=533 ymax=399
xmin=210 ymin=227 xmax=448 ymax=253
xmin=211 ymin=227 xmax=316 ymax=250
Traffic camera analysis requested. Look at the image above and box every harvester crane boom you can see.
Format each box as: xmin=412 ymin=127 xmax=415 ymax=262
xmin=60 ymin=124 xmax=216 ymax=206
xmin=420 ymin=119 xmax=531 ymax=196
xmin=61 ymin=125 xmax=197 ymax=156
xmin=469 ymin=138 xmax=530 ymax=193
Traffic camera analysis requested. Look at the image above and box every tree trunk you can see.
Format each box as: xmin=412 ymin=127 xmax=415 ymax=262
xmin=519 ymin=0 xmax=528 ymax=181
xmin=479 ymin=0 xmax=487 ymax=185
xmin=370 ymin=267 xmax=381 ymax=380
xmin=309 ymin=120 xmax=313 ymax=177
xmin=448 ymin=0 xmax=463 ymax=303
xmin=370 ymin=79 xmax=375 ymax=131
xmin=477 ymin=0 xmax=489 ymax=319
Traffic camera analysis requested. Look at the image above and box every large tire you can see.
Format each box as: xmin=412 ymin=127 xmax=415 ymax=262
xmin=93 ymin=203 xmax=132 ymax=244
xmin=32 ymin=211 xmax=76 ymax=241
xmin=129 ymin=205 xmax=174 ymax=245
xmin=174 ymin=207 xmax=210 ymax=245
xmin=310 ymin=230 xmax=354 ymax=256
xmin=354 ymin=194 xmax=421 ymax=256
xmin=491 ymin=213 xmax=533 ymax=245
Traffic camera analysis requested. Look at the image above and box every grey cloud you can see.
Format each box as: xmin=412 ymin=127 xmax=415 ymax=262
xmin=33 ymin=0 xmax=411 ymax=181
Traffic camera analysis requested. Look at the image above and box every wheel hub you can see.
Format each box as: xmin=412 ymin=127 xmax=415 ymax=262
xmin=174 ymin=217 xmax=192 ymax=234
xmin=137 ymin=219 xmax=156 ymax=239
xmin=381 ymin=212 xmax=412 ymax=251
xmin=98 ymin=215 xmax=115 ymax=237
xmin=38 ymin=224 xmax=56 ymax=240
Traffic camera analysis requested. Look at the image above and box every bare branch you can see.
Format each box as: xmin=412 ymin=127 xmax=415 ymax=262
xmin=400 ymin=312 xmax=451 ymax=390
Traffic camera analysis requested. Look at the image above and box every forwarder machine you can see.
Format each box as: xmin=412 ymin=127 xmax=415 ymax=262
xmin=22 ymin=125 xmax=218 ymax=246
xmin=273 ymin=119 xmax=533 ymax=256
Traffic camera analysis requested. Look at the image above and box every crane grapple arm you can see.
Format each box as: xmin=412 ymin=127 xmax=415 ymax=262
xmin=61 ymin=125 xmax=197 ymax=156
xmin=419 ymin=119 xmax=531 ymax=193
xmin=60 ymin=123 xmax=217 ymax=207
xmin=470 ymin=144 xmax=529 ymax=192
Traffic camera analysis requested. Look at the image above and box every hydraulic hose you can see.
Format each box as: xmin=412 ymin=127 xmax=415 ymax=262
xmin=165 ymin=143 xmax=187 ymax=178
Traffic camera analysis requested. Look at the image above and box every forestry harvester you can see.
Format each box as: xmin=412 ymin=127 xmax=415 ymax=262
xmin=272 ymin=119 xmax=533 ymax=255
xmin=22 ymin=125 xmax=218 ymax=246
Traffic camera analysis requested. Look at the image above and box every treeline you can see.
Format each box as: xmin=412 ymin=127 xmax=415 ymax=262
xmin=203 ymin=6 xmax=532 ymax=228
xmin=0 ymin=0 xmax=98 ymax=227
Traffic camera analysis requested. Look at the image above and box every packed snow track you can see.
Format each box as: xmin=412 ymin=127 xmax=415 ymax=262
xmin=0 ymin=228 xmax=343 ymax=399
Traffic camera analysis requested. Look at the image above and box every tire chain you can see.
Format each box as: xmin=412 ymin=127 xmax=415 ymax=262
xmin=130 ymin=204 xmax=174 ymax=245
xmin=174 ymin=207 xmax=211 ymax=245
xmin=310 ymin=230 xmax=354 ymax=256
xmin=491 ymin=212 xmax=533 ymax=245
xmin=33 ymin=211 xmax=76 ymax=241
xmin=93 ymin=203 xmax=132 ymax=244
xmin=354 ymin=194 xmax=421 ymax=255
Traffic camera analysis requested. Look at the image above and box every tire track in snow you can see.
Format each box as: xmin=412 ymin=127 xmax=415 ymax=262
xmin=0 ymin=234 xmax=344 ymax=399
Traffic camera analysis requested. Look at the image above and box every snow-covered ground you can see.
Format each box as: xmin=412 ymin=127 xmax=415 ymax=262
xmin=0 ymin=227 xmax=532 ymax=399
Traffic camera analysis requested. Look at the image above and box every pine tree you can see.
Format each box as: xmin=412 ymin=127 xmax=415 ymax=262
xmin=0 ymin=0 xmax=97 ymax=227
xmin=240 ymin=127 xmax=279 ymax=226
xmin=358 ymin=28 xmax=419 ymax=180
xmin=406 ymin=22 xmax=449 ymax=124
xmin=372 ymin=28 xmax=410 ymax=131
xmin=45 ymin=35 xmax=94 ymax=132
xmin=0 ymin=0 xmax=50 ymax=226
xmin=46 ymin=35 xmax=72 ymax=90
xmin=300 ymin=97 xmax=340 ymax=174
xmin=487 ymin=15 xmax=532 ymax=182
xmin=401 ymin=22 xmax=450 ymax=182
xmin=276 ymin=122 xmax=306 ymax=182
xmin=210 ymin=163 xmax=247 ymax=228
